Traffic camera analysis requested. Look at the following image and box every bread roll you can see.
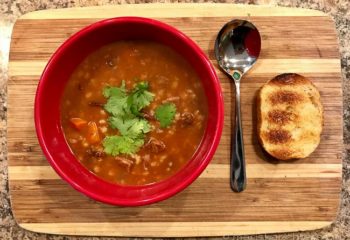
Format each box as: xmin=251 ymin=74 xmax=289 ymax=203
xmin=257 ymin=73 xmax=323 ymax=160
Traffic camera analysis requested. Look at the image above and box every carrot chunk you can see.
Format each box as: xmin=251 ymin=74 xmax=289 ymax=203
xmin=87 ymin=121 xmax=100 ymax=144
xmin=70 ymin=118 xmax=87 ymax=130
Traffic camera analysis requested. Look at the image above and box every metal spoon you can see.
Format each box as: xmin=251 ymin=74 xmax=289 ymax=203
xmin=214 ymin=19 xmax=261 ymax=192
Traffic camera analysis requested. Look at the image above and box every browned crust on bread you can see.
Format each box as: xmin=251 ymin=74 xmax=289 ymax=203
xmin=264 ymin=129 xmax=292 ymax=144
xmin=268 ymin=73 xmax=310 ymax=86
xmin=267 ymin=110 xmax=295 ymax=125
xmin=269 ymin=90 xmax=304 ymax=105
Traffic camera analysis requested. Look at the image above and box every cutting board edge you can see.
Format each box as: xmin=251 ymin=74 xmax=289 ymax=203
xmin=16 ymin=3 xmax=328 ymax=20
xmin=16 ymin=221 xmax=333 ymax=237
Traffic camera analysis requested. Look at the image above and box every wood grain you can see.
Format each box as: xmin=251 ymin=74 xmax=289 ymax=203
xmin=7 ymin=3 xmax=342 ymax=237
xmin=9 ymin=178 xmax=339 ymax=222
xmin=9 ymin=164 xmax=341 ymax=180
xmin=19 ymin=222 xmax=331 ymax=237
xmin=20 ymin=3 xmax=327 ymax=19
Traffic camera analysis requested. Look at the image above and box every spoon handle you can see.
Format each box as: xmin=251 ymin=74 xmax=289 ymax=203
xmin=231 ymin=81 xmax=246 ymax=192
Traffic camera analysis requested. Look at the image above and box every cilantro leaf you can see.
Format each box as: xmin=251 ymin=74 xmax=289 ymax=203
xmin=104 ymin=96 xmax=128 ymax=117
xmin=103 ymin=81 xmax=129 ymax=117
xmin=103 ymin=135 xmax=144 ymax=156
xmin=155 ymin=103 xmax=177 ymax=128
xmin=103 ymin=81 xmax=126 ymax=98
xmin=127 ymin=82 xmax=154 ymax=116
xmin=109 ymin=117 xmax=150 ymax=138
xmin=104 ymin=81 xmax=154 ymax=117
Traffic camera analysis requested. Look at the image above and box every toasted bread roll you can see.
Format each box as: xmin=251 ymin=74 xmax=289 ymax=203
xmin=257 ymin=73 xmax=323 ymax=160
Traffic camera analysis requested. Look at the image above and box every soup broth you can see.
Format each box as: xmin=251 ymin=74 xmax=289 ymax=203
xmin=61 ymin=41 xmax=207 ymax=185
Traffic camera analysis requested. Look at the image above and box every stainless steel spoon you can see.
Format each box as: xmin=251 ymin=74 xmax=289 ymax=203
xmin=214 ymin=19 xmax=261 ymax=192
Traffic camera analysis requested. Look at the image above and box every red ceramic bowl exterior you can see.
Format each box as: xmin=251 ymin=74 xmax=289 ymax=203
xmin=35 ymin=17 xmax=224 ymax=206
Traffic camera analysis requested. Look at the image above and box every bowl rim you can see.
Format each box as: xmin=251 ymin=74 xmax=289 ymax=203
xmin=34 ymin=16 xmax=224 ymax=206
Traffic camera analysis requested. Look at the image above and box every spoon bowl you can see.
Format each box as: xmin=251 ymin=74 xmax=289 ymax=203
xmin=214 ymin=19 xmax=261 ymax=192
xmin=215 ymin=20 xmax=261 ymax=80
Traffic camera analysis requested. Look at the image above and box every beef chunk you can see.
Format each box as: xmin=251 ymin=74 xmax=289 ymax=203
xmin=145 ymin=137 xmax=166 ymax=153
xmin=87 ymin=146 xmax=105 ymax=158
xmin=180 ymin=112 xmax=194 ymax=126
xmin=115 ymin=156 xmax=134 ymax=172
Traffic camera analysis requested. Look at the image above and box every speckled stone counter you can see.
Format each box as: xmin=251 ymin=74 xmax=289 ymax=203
xmin=1 ymin=0 xmax=349 ymax=239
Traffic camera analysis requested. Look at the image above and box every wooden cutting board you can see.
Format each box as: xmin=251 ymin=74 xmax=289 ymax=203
xmin=7 ymin=3 xmax=343 ymax=237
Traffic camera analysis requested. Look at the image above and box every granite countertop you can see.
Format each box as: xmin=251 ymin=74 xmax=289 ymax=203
xmin=1 ymin=0 xmax=349 ymax=239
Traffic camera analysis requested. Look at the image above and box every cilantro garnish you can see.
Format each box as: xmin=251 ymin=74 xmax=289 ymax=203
xmin=103 ymin=81 xmax=126 ymax=98
xmin=102 ymin=81 xmax=177 ymax=156
xmin=128 ymin=82 xmax=154 ymax=116
xmin=103 ymin=135 xmax=144 ymax=155
xmin=102 ymin=81 xmax=153 ymax=156
xmin=109 ymin=117 xmax=150 ymax=139
xmin=103 ymin=81 xmax=128 ymax=117
xmin=155 ymin=103 xmax=177 ymax=128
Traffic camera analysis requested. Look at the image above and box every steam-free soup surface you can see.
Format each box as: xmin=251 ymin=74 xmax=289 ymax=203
xmin=61 ymin=41 xmax=207 ymax=185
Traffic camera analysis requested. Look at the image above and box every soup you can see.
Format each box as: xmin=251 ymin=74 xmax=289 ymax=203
xmin=61 ymin=41 xmax=207 ymax=185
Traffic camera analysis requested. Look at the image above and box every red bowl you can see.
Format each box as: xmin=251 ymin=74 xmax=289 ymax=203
xmin=35 ymin=17 xmax=224 ymax=206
